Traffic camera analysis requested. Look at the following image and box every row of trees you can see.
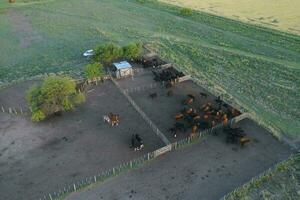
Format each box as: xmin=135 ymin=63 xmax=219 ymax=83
xmin=92 ymin=42 xmax=142 ymax=63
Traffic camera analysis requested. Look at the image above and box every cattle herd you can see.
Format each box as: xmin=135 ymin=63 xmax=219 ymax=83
xmin=168 ymin=93 xmax=249 ymax=146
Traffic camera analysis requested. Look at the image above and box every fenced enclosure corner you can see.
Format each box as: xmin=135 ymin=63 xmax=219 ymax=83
xmin=39 ymin=114 xmax=245 ymax=200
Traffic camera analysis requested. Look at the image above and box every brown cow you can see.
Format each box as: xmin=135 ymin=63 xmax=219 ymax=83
xmin=174 ymin=113 xmax=184 ymax=120
xmin=186 ymin=108 xmax=193 ymax=114
xmin=240 ymin=137 xmax=251 ymax=146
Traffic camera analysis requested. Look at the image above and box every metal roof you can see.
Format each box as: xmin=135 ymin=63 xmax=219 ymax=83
xmin=113 ymin=61 xmax=132 ymax=70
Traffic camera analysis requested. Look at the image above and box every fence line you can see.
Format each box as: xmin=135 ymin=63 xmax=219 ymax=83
xmin=220 ymin=153 xmax=299 ymax=200
xmin=123 ymin=82 xmax=162 ymax=94
xmin=38 ymin=115 xmax=244 ymax=200
xmin=1 ymin=105 xmax=28 ymax=115
xmin=110 ymin=76 xmax=171 ymax=145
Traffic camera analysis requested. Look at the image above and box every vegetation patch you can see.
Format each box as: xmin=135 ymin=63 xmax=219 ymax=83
xmin=26 ymin=76 xmax=85 ymax=121
xmin=223 ymin=153 xmax=300 ymax=200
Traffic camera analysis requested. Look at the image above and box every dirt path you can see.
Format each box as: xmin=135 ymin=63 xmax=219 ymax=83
xmin=65 ymin=119 xmax=294 ymax=200
xmin=7 ymin=8 xmax=42 ymax=48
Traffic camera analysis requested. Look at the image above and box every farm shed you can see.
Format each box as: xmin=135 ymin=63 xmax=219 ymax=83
xmin=113 ymin=61 xmax=134 ymax=78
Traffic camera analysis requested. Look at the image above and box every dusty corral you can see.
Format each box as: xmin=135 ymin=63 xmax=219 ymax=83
xmin=0 ymin=61 xmax=295 ymax=200
xmin=117 ymin=64 xmax=239 ymax=142
xmin=0 ymin=81 xmax=165 ymax=200
xmin=65 ymin=118 xmax=294 ymax=200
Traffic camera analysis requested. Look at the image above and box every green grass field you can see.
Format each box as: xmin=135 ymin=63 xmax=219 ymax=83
xmin=160 ymin=0 xmax=300 ymax=35
xmin=0 ymin=0 xmax=299 ymax=143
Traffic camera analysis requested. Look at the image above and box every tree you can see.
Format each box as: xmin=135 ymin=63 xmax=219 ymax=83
xmin=26 ymin=76 xmax=85 ymax=122
xmin=122 ymin=42 xmax=142 ymax=60
xmin=85 ymin=63 xmax=104 ymax=82
xmin=93 ymin=43 xmax=122 ymax=63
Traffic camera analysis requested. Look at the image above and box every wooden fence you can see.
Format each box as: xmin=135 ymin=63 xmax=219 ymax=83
xmin=38 ymin=115 xmax=242 ymax=200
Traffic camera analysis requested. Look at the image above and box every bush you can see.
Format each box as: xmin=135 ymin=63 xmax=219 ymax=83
xmin=93 ymin=42 xmax=142 ymax=63
xmin=93 ymin=43 xmax=122 ymax=63
xmin=85 ymin=63 xmax=104 ymax=80
xmin=27 ymin=76 xmax=85 ymax=121
xmin=179 ymin=8 xmax=192 ymax=16
xmin=122 ymin=42 xmax=142 ymax=60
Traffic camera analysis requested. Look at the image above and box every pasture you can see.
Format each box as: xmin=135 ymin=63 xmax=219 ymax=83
xmin=65 ymin=119 xmax=294 ymax=200
xmin=0 ymin=0 xmax=299 ymax=143
xmin=160 ymin=0 xmax=300 ymax=35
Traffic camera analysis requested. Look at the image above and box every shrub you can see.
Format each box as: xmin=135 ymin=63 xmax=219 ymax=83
xmin=93 ymin=42 xmax=142 ymax=63
xmin=93 ymin=43 xmax=122 ymax=63
xmin=179 ymin=8 xmax=192 ymax=16
xmin=27 ymin=76 xmax=85 ymax=121
xmin=122 ymin=42 xmax=142 ymax=60
xmin=85 ymin=63 xmax=104 ymax=80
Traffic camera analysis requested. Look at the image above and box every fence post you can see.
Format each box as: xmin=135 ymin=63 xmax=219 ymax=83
xmin=73 ymin=184 xmax=76 ymax=191
xmin=9 ymin=107 xmax=12 ymax=113
xmin=1 ymin=106 xmax=4 ymax=113
xmin=147 ymin=153 xmax=150 ymax=161
xmin=94 ymin=176 xmax=97 ymax=182
xmin=130 ymin=161 xmax=133 ymax=168
xmin=49 ymin=194 xmax=53 ymax=200
xmin=113 ymin=167 xmax=115 ymax=175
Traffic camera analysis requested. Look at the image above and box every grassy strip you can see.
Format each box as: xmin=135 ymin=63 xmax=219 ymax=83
xmin=222 ymin=153 xmax=300 ymax=200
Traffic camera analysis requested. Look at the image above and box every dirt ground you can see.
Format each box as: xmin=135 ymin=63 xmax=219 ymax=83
xmin=117 ymin=66 xmax=238 ymax=143
xmin=0 ymin=80 xmax=39 ymax=110
xmin=65 ymin=118 xmax=294 ymax=200
xmin=0 ymin=80 xmax=165 ymax=200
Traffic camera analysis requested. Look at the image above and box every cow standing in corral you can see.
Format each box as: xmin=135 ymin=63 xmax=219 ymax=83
xmin=131 ymin=134 xmax=144 ymax=151
xmin=149 ymin=92 xmax=158 ymax=99
xmin=200 ymin=92 xmax=208 ymax=98
xmin=103 ymin=113 xmax=120 ymax=127
xmin=167 ymin=90 xmax=173 ymax=97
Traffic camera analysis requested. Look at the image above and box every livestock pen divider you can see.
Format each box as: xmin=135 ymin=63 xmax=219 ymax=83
xmin=38 ymin=115 xmax=247 ymax=200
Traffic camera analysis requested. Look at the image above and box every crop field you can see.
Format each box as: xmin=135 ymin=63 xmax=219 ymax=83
xmin=160 ymin=0 xmax=300 ymax=35
xmin=0 ymin=0 xmax=299 ymax=147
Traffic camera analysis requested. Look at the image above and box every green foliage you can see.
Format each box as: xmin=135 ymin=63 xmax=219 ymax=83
xmin=85 ymin=63 xmax=104 ymax=80
xmin=179 ymin=8 xmax=192 ymax=16
xmin=93 ymin=43 xmax=142 ymax=63
xmin=93 ymin=43 xmax=123 ymax=63
xmin=122 ymin=42 xmax=142 ymax=60
xmin=26 ymin=76 xmax=85 ymax=121
xmin=1 ymin=0 xmax=300 ymax=138
xmin=224 ymin=154 xmax=300 ymax=200
xmin=31 ymin=109 xmax=46 ymax=122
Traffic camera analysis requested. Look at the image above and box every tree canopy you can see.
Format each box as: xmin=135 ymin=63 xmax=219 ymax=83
xmin=93 ymin=42 xmax=142 ymax=63
xmin=26 ymin=76 xmax=85 ymax=122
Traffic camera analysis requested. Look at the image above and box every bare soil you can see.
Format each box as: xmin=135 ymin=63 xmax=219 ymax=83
xmin=0 ymin=80 xmax=165 ymax=200
xmin=66 ymin=118 xmax=294 ymax=200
